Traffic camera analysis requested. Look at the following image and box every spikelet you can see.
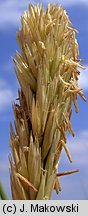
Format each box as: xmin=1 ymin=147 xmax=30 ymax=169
xmin=9 ymin=3 xmax=86 ymax=199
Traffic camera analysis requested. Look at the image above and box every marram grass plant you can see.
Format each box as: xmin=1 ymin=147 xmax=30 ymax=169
xmin=9 ymin=3 xmax=86 ymax=200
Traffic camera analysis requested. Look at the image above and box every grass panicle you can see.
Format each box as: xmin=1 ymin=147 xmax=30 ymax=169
xmin=9 ymin=3 xmax=86 ymax=200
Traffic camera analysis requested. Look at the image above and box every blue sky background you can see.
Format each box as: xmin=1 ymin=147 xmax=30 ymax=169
xmin=0 ymin=0 xmax=88 ymax=200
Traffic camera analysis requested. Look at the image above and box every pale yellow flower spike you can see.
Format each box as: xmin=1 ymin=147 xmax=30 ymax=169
xmin=9 ymin=3 xmax=86 ymax=199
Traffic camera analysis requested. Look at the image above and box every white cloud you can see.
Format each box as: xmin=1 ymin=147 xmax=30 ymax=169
xmin=0 ymin=0 xmax=30 ymax=29
xmin=0 ymin=0 xmax=88 ymax=29
xmin=0 ymin=80 xmax=15 ymax=112
xmin=78 ymin=66 xmax=88 ymax=91
xmin=0 ymin=89 xmax=14 ymax=110
xmin=66 ymin=130 xmax=88 ymax=165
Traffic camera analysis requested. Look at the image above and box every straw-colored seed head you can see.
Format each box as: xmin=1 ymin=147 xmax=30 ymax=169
xmin=10 ymin=3 xmax=86 ymax=200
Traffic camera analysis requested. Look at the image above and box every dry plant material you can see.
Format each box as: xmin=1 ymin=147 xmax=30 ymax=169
xmin=9 ymin=3 xmax=86 ymax=200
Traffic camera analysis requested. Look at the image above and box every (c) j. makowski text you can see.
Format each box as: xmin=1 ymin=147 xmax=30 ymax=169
xmin=19 ymin=203 xmax=79 ymax=213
